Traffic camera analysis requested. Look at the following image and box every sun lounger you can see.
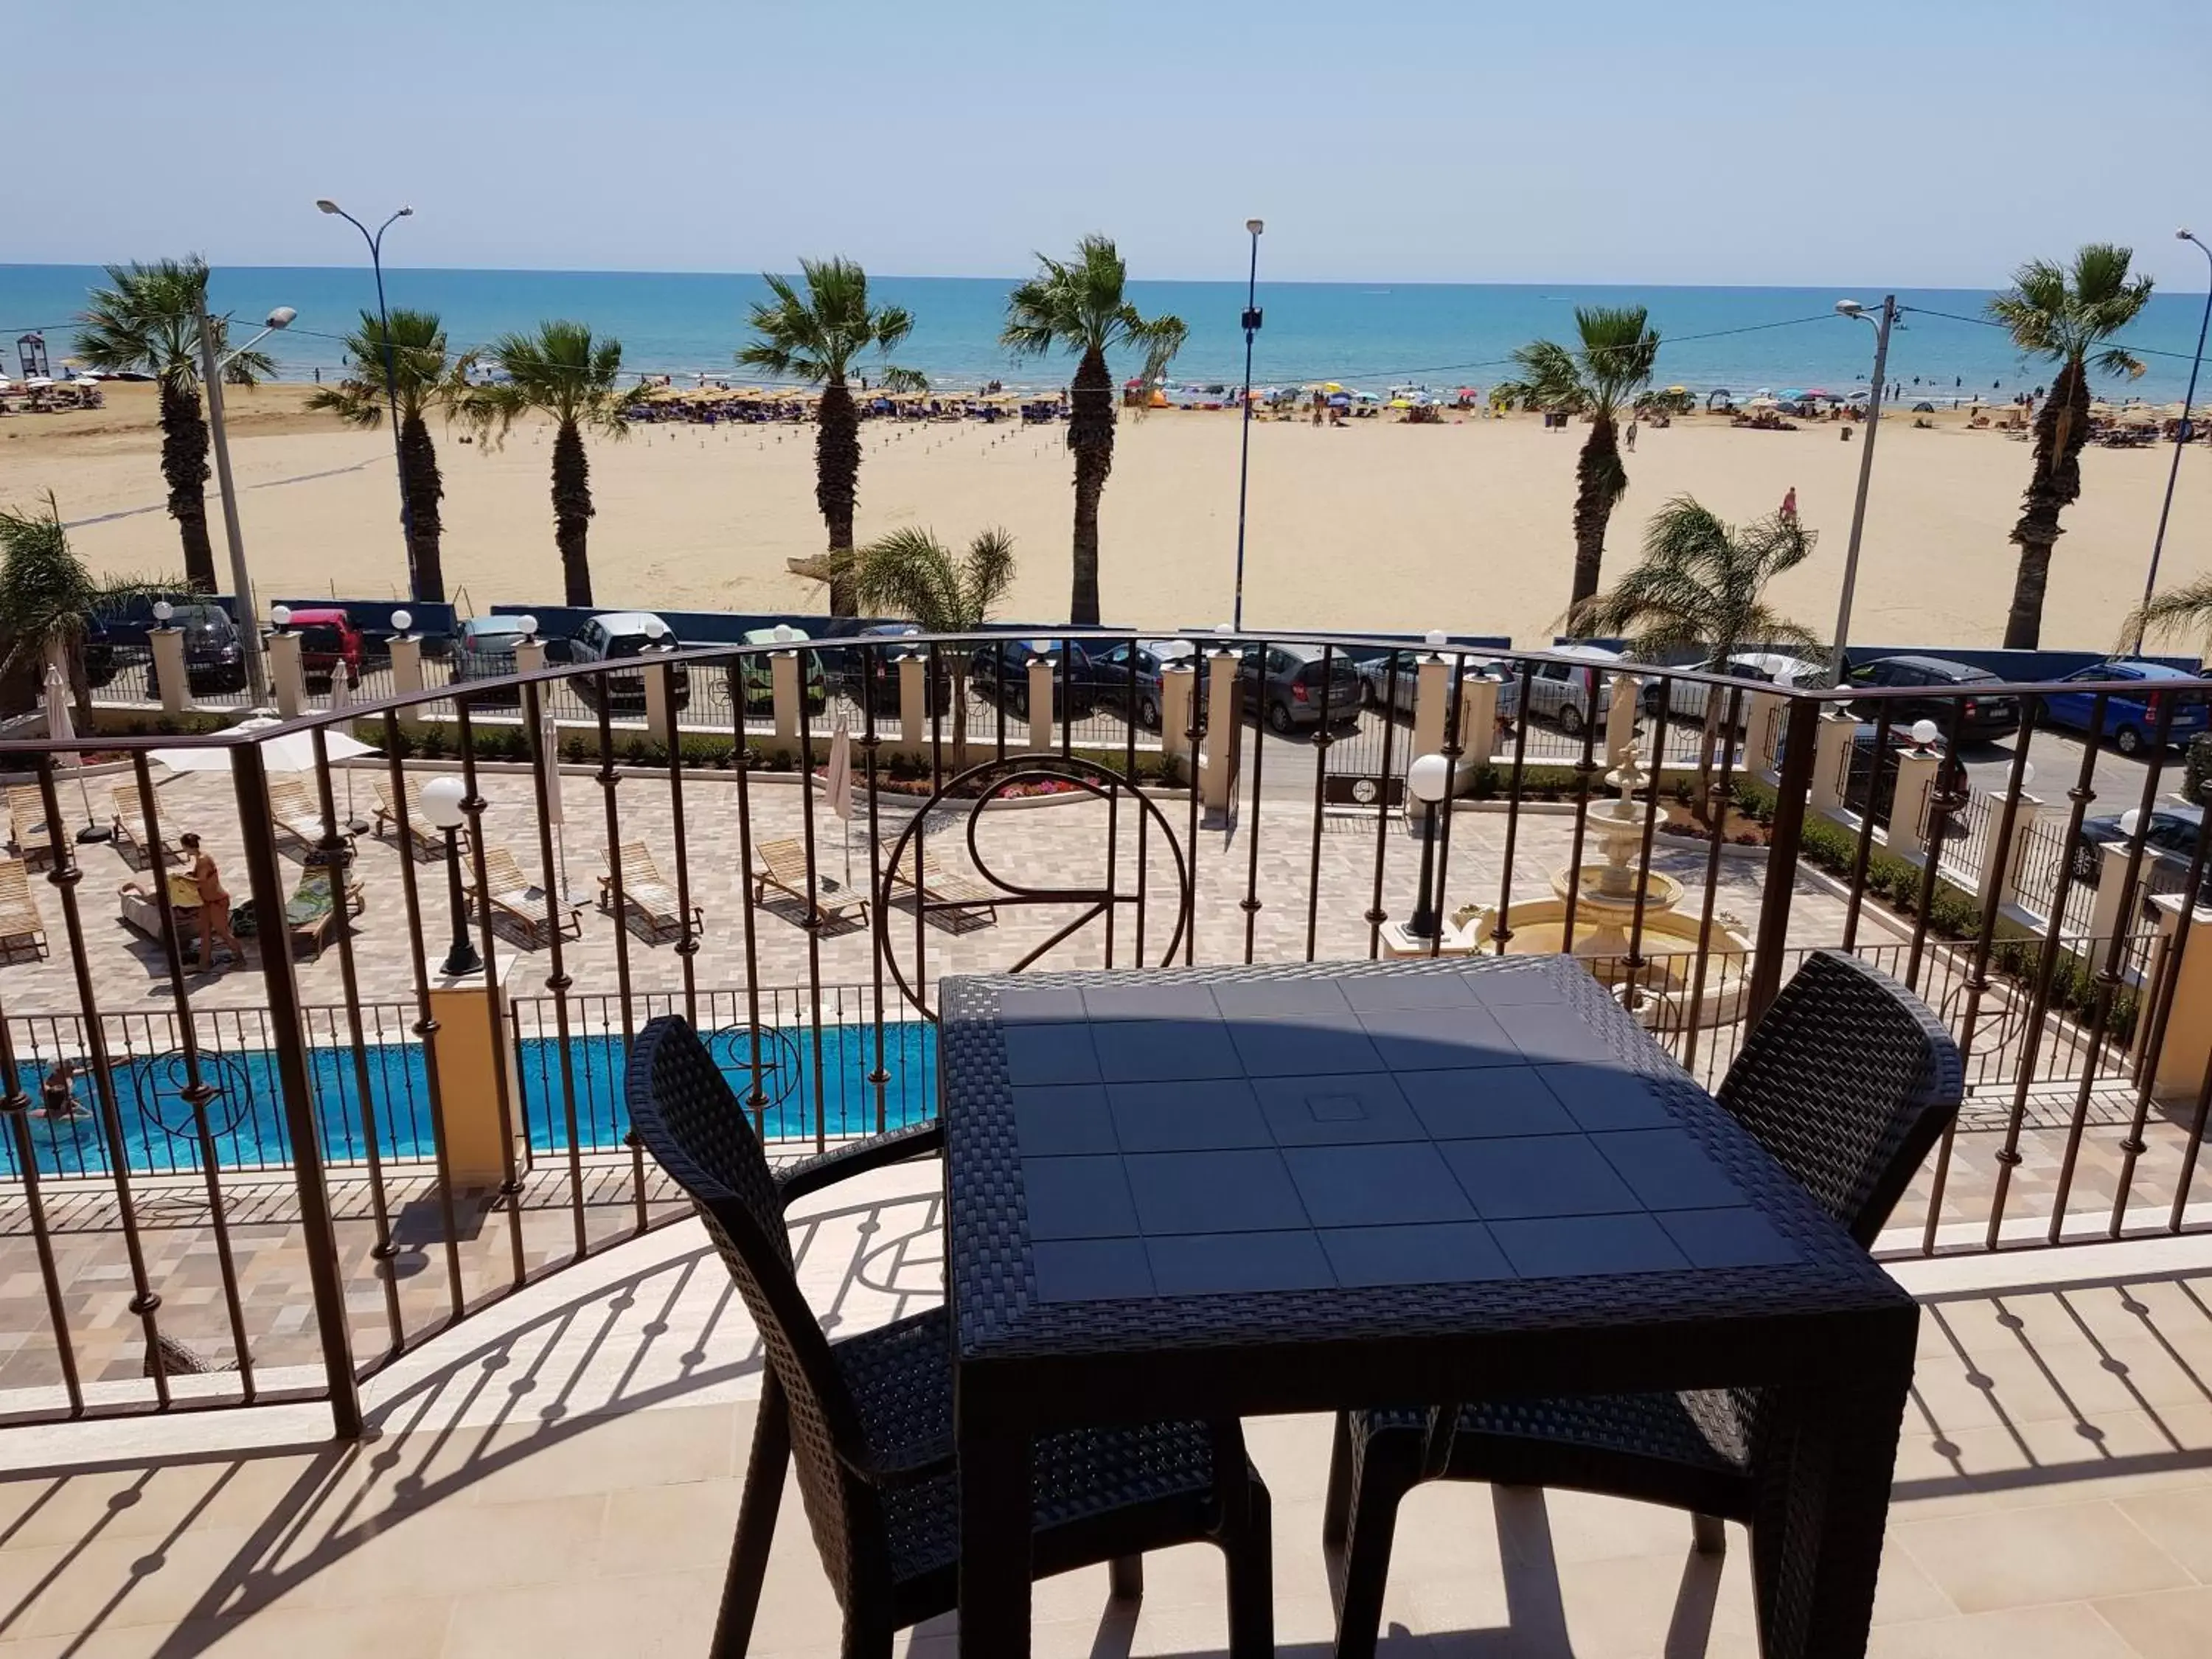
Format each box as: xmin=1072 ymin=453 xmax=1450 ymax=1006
xmin=264 ymin=776 xmax=338 ymax=855
xmin=372 ymin=775 xmax=452 ymax=860
xmin=598 ymin=841 xmax=702 ymax=942
xmin=465 ymin=844 xmax=580 ymax=947
xmin=751 ymin=836 xmax=869 ymax=926
xmin=886 ymin=838 xmax=999 ymax=925
xmin=118 ymin=873 xmax=204 ymax=949
xmin=282 ymin=864 xmax=364 ymax=961
xmin=7 ymin=787 xmax=55 ymax=867
xmin=0 ymin=858 xmax=46 ymax=960
xmin=109 ymin=784 xmax=184 ymax=869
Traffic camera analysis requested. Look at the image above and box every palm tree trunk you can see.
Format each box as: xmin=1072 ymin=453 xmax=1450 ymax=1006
xmin=551 ymin=419 xmax=594 ymax=608
xmin=1569 ymin=415 xmax=1626 ymax=610
xmin=1067 ymin=346 xmax=1116 ymax=626
xmin=398 ymin=410 xmax=447 ymax=604
xmin=815 ymin=378 xmax=861 ymax=615
xmin=2005 ymin=358 xmax=2090 ymax=650
xmin=159 ymin=378 xmax=217 ymax=592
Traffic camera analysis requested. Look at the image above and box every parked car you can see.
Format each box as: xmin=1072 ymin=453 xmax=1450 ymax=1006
xmin=1523 ymin=645 xmax=1630 ymax=737
xmin=1844 ymin=654 xmax=2020 ymax=737
xmin=817 ymin=622 xmax=954 ymax=720
xmin=567 ymin=611 xmax=691 ymax=711
xmin=737 ymin=626 xmax=827 ymax=715
xmin=1774 ymin=720 xmax=1969 ymax=828
xmin=451 ymin=614 xmax=536 ymax=706
xmin=1239 ymin=641 xmax=1365 ymax=735
xmin=968 ymin=636 xmax=1105 ymax=720
xmin=2032 ymin=660 xmax=2211 ymax=757
xmin=83 ymin=615 xmax=116 ymax=689
xmin=1091 ymin=639 xmax=1198 ymax=731
xmin=2073 ymin=804 xmax=2206 ymax=890
xmin=1641 ymin=652 xmax=1827 ymax=725
xmin=1357 ymin=649 xmax=1524 ymax=725
xmin=282 ymin=607 xmax=364 ymax=688
xmin=149 ymin=603 xmax=247 ymax=696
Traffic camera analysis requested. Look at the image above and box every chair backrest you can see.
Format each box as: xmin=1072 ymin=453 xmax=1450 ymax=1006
xmin=10 ymin=787 xmax=47 ymax=838
xmin=625 ymin=1017 xmax=880 ymax=1588
xmin=0 ymin=858 xmax=32 ymax=911
xmin=1718 ymin=950 xmax=1964 ymax=1246
xmin=480 ymin=846 xmax=529 ymax=896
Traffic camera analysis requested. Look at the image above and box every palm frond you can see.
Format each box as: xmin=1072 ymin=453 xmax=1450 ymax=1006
xmin=2124 ymin=573 xmax=2212 ymax=652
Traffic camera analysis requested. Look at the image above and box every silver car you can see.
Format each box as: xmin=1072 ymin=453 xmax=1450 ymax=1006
xmin=1641 ymin=653 xmax=1829 ymax=726
xmin=1357 ymin=650 xmax=1524 ymax=723
xmin=1523 ymin=646 xmax=1630 ymax=736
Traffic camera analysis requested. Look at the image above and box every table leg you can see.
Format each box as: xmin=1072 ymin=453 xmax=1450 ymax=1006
xmin=956 ymin=1388 xmax=1032 ymax=1656
xmin=1753 ymin=1362 xmax=1913 ymax=1659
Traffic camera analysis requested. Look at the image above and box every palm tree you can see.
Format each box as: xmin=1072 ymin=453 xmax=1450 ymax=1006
xmin=72 ymin=257 xmax=275 ymax=594
xmin=2122 ymin=574 xmax=2212 ymax=656
xmin=1990 ymin=245 xmax=2154 ymax=648
xmin=1495 ymin=306 xmax=1662 ymax=610
xmin=738 ymin=259 xmax=922 ymax=616
xmin=1001 ymin=237 xmax=1187 ymax=625
xmin=821 ymin=525 xmax=1015 ymax=757
xmin=460 ymin=321 xmax=633 ymax=607
xmin=0 ymin=493 xmax=161 ymax=722
xmin=1569 ymin=494 xmax=1819 ymax=810
xmin=305 ymin=308 xmax=458 ymax=602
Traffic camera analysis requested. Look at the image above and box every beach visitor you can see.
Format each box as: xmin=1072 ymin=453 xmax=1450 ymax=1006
xmin=1624 ymin=419 xmax=1638 ymax=452
xmin=1781 ymin=486 xmax=1798 ymax=524
xmin=40 ymin=1058 xmax=81 ymax=1120
xmin=181 ymin=833 xmax=244 ymax=967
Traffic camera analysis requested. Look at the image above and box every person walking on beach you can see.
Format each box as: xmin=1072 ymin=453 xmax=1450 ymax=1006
xmin=181 ymin=833 xmax=243 ymax=967
xmin=1780 ymin=485 xmax=1798 ymax=524
xmin=1624 ymin=418 xmax=1638 ymax=452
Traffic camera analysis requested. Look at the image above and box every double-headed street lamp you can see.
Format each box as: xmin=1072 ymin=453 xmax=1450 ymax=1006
xmin=191 ymin=294 xmax=296 ymax=705
xmin=2134 ymin=228 xmax=2212 ymax=653
xmin=1828 ymin=295 xmax=1897 ymax=683
xmin=1231 ymin=218 xmax=1264 ymax=632
xmin=316 ymin=198 xmax=424 ymax=600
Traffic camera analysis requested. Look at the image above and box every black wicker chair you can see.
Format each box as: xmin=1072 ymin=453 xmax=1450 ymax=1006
xmin=1320 ymin=950 xmax=1964 ymax=1659
xmin=625 ymin=1016 xmax=1275 ymax=1658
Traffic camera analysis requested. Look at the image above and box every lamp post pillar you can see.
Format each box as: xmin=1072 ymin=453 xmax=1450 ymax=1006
xmin=1231 ymin=219 xmax=1264 ymax=631
xmin=1830 ymin=295 xmax=1896 ymax=682
xmin=2137 ymin=232 xmax=2212 ymax=653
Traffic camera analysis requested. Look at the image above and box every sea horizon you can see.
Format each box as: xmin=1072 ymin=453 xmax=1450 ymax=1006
xmin=4 ymin=263 xmax=2208 ymax=403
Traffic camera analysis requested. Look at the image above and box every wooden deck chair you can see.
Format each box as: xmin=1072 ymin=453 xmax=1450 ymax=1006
xmin=282 ymin=863 xmax=365 ymax=961
xmin=7 ymin=787 xmax=54 ymax=867
xmin=372 ymin=775 xmax=448 ymax=860
xmin=0 ymin=858 xmax=47 ymax=960
xmin=886 ymin=834 xmax=999 ymax=925
xmin=751 ymin=835 xmax=869 ymax=926
xmin=598 ymin=841 xmax=702 ymax=942
xmin=263 ymin=776 xmax=335 ymax=855
xmin=109 ymin=783 xmax=184 ymax=870
xmin=466 ymin=844 xmax=580 ymax=947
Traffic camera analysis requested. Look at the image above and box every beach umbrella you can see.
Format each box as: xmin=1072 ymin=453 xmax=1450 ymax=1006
xmin=537 ymin=695 xmax=574 ymax=899
xmin=152 ymin=716 xmax=375 ymax=777
xmin=824 ymin=721 xmax=853 ymax=887
xmin=1777 ymin=388 xmax=1806 ymax=401
xmin=43 ymin=664 xmax=102 ymax=843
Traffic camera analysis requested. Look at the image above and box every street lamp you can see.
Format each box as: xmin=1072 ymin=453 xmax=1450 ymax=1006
xmin=420 ymin=773 xmax=481 ymax=977
xmin=2134 ymin=229 xmax=2212 ymax=653
xmin=317 ymin=198 xmax=425 ymax=601
xmin=1406 ymin=751 xmax=1452 ymax=939
xmin=1829 ymin=296 xmax=1897 ymax=684
xmin=192 ymin=295 xmax=296 ymax=705
xmin=1231 ymin=218 xmax=1265 ymax=632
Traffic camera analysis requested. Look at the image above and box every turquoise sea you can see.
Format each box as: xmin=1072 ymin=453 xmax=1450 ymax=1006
xmin=3 ymin=265 xmax=2207 ymax=403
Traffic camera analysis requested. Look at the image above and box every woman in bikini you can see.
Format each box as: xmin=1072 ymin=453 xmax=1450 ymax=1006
xmin=180 ymin=833 xmax=244 ymax=967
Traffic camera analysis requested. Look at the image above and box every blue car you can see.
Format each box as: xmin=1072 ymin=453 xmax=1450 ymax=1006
xmin=2034 ymin=660 xmax=2211 ymax=757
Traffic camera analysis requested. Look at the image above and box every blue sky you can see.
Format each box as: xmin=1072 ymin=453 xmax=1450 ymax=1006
xmin=10 ymin=0 xmax=2210 ymax=288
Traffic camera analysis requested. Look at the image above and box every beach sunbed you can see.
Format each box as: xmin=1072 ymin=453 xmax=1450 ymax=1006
xmin=886 ymin=837 xmax=999 ymax=926
xmin=0 ymin=858 xmax=47 ymax=961
xmin=597 ymin=841 xmax=702 ymax=942
xmin=118 ymin=872 xmax=204 ymax=950
xmin=282 ymin=864 xmax=365 ymax=961
xmin=751 ymin=836 xmax=869 ymax=928
xmin=371 ymin=775 xmax=452 ymax=860
xmin=466 ymin=844 xmax=580 ymax=947
xmin=109 ymin=784 xmax=184 ymax=870
xmin=263 ymin=776 xmax=338 ymax=855
xmin=7 ymin=787 xmax=55 ymax=867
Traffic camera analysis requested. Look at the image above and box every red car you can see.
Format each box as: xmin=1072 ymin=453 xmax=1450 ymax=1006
xmin=284 ymin=607 xmax=365 ymax=686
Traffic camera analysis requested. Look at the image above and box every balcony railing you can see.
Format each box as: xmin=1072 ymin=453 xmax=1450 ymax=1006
xmin=4 ymin=630 xmax=2211 ymax=1438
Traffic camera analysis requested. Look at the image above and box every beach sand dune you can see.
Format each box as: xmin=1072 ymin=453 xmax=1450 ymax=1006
xmin=9 ymin=384 xmax=2209 ymax=649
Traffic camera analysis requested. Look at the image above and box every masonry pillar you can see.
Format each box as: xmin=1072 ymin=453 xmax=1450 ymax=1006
xmin=1744 ymin=689 xmax=1785 ymax=778
xmin=1201 ymin=647 xmax=1242 ymax=815
xmin=512 ymin=636 xmax=546 ymax=678
xmin=1808 ymin=712 xmax=1858 ymax=817
xmin=1159 ymin=661 xmax=1196 ymax=782
xmin=1979 ymin=791 xmax=2042 ymax=911
xmin=150 ymin=622 xmax=191 ymax=719
xmin=1888 ymin=749 xmax=1944 ymax=860
xmin=770 ymin=650 xmax=801 ymax=752
xmin=389 ymin=631 xmax=425 ymax=734
xmin=268 ymin=629 xmax=305 ymax=719
xmin=1411 ymin=655 xmax=1452 ymax=797
xmin=1456 ymin=675 xmax=1500 ymax=787
xmin=1026 ymin=653 xmax=1054 ymax=752
xmin=644 ymin=650 xmax=679 ymax=751
xmin=426 ymin=956 xmax=529 ymax=1187
xmin=2087 ymin=842 xmax=2140 ymax=944
xmin=897 ymin=654 xmax=925 ymax=749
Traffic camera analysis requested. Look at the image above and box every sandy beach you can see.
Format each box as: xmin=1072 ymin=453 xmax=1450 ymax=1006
xmin=7 ymin=381 xmax=2209 ymax=650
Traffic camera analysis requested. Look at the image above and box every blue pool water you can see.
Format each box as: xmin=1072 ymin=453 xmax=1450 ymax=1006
xmin=2 ymin=1020 xmax=939 ymax=1180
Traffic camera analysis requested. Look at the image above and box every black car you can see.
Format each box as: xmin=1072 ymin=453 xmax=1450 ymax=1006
xmin=2072 ymin=804 xmax=2205 ymax=890
xmin=83 ymin=615 xmax=117 ymax=690
xmin=1845 ymin=654 xmax=2020 ymax=736
xmin=819 ymin=622 xmax=951 ymax=719
xmin=150 ymin=603 xmax=248 ymax=696
xmin=1239 ymin=641 xmax=1364 ymax=734
xmin=1778 ymin=720 xmax=1969 ymax=828
xmin=968 ymin=637 xmax=1102 ymax=720
xmin=1091 ymin=639 xmax=1197 ymax=731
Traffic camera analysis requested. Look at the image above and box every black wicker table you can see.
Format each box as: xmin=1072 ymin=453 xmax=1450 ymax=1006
xmin=942 ymin=956 xmax=1920 ymax=1658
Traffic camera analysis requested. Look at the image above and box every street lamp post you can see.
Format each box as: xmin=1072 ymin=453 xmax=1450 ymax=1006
xmin=191 ymin=293 xmax=296 ymax=706
xmin=316 ymin=199 xmax=424 ymax=601
xmin=1829 ymin=296 xmax=1896 ymax=683
xmin=420 ymin=774 xmax=481 ymax=978
xmin=1231 ymin=218 xmax=1264 ymax=632
xmin=2135 ymin=228 xmax=2212 ymax=653
xmin=1406 ymin=752 xmax=1451 ymax=939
